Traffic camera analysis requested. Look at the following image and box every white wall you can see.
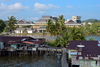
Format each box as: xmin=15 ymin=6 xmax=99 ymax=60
xmin=27 ymin=30 xmax=32 ymax=33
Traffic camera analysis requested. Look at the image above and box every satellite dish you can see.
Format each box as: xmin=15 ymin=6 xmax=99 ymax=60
xmin=98 ymin=41 xmax=100 ymax=43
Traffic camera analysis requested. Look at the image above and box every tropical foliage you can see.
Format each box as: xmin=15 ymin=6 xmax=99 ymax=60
xmin=23 ymin=28 xmax=28 ymax=35
xmin=89 ymin=37 xmax=95 ymax=41
xmin=0 ymin=19 xmax=6 ymax=33
xmin=46 ymin=15 xmax=86 ymax=47
xmin=82 ymin=19 xmax=100 ymax=23
xmin=84 ymin=22 xmax=100 ymax=35
xmin=4 ymin=16 xmax=17 ymax=32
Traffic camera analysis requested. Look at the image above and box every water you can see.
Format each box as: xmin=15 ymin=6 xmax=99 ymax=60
xmin=86 ymin=35 xmax=100 ymax=41
xmin=44 ymin=35 xmax=100 ymax=41
xmin=0 ymin=54 xmax=57 ymax=67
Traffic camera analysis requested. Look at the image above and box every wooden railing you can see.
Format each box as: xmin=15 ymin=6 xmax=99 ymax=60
xmin=37 ymin=47 xmax=62 ymax=52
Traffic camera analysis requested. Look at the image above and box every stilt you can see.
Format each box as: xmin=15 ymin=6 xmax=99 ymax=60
xmin=31 ymin=50 xmax=33 ymax=56
xmin=9 ymin=52 xmax=11 ymax=56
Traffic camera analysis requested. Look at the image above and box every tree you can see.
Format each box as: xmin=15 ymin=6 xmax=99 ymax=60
xmin=0 ymin=19 xmax=6 ymax=33
xmin=89 ymin=37 xmax=95 ymax=41
xmin=46 ymin=19 xmax=54 ymax=35
xmin=46 ymin=15 xmax=86 ymax=47
xmin=46 ymin=15 xmax=69 ymax=47
xmin=71 ymin=27 xmax=86 ymax=40
xmin=23 ymin=28 xmax=28 ymax=35
xmin=6 ymin=16 xmax=17 ymax=32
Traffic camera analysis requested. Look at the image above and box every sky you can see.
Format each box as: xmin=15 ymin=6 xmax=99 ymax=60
xmin=0 ymin=0 xmax=100 ymax=21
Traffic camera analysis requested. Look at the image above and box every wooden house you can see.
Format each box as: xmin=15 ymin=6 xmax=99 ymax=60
xmin=68 ymin=41 xmax=100 ymax=67
xmin=0 ymin=36 xmax=45 ymax=51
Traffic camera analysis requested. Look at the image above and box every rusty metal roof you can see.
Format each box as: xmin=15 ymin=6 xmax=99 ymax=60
xmin=0 ymin=36 xmax=45 ymax=45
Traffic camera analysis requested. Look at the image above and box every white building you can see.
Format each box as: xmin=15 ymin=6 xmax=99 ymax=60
xmin=15 ymin=28 xmax=35 ymax=33
xmin=65 ymin=16 xmax=83 ymax=27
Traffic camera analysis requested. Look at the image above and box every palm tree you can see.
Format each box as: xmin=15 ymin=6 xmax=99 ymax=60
xmin=46 ymin=19 xmax=53 ymax=32
xmin=61 ymin=31 xmax=70 ymax=47
xmin=71 ymin=27 xmax=86 ymax=40
xmin=7 ymin=16 xmax=17 ymax=32
xmin=46 ymin=15 xmax=70 ymax=47
xmin=54 ymin=37 xmax=61 ymax=47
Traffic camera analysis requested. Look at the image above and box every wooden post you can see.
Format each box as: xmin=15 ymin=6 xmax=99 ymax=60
xmin=31 ymin=50 xmax=33 ymax=56
xmin=0 ymin=51 xmax=1 ymax=56
xmin=9 ymin=52 xmax=11 ymax=56
xmin=40 ymin=50 xmax=41 ymax=55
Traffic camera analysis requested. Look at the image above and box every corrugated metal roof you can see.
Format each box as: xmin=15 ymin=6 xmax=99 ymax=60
xmin=68 ymin=40 xmax=100 ymax=60
xmin=0 ymin=36 xmax=45 ymax=45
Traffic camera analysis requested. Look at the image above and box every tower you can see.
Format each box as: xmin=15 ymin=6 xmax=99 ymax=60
xmin=72 ymin=16 xmax=81 ymax=23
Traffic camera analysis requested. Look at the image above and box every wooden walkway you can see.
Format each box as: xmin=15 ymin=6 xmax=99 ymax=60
xmin=62 ymin=48 xmax=68 ymax=67
xmin=38 ymin=47 xmax=69 ymax=67
xmin=38 ymin=47 xmax=62 ymax=52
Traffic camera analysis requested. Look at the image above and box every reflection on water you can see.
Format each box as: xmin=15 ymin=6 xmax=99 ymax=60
xmin=0 ymin=54 xmax=57 ymax=67
xmin=34 ymin=35 xmax=100 ymax=41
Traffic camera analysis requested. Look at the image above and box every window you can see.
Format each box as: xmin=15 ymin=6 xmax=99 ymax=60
xmin=85 ymin=57 xmax=88 ymax=60
xmin=79 ymin=57 xmax=82 ymax=59
xmin=78 ymin=52 xmax=81 ymax=55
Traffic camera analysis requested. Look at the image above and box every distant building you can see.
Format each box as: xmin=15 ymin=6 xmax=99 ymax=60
xmin=15 ymin=28 xmax=36 ymax=33
xmin=72 ymin=16 xmax=81 ymax=23
xmin=16 ymin=19 xmax=34 ymax=26
xmin=65 ymin=16 xmax=83 ymax=27
xmin=33 ymin=16 xmax=57 ymax=32
xmin=82 ymin=22 xmax=93 ymax=26
xmin=68 ymin=40 xmax=100 ymax=67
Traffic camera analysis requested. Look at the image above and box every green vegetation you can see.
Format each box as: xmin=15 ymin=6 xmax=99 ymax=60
xmin=89 ymin=37 xmax=95 ymax=41
xmin=0 ymin=19 xmax=6 ymax=33
xmin=84 ymin=22 xmax=100 ymax=35
xmin=82 ymin=19 xmax=100 ymax=23
xmin=23 ymin=28 xmax=28 ymax=35
xmin=4 ymin=16 xmax=17 ymax=33
xmin=46 ymin=15 xmax=86 ymax=47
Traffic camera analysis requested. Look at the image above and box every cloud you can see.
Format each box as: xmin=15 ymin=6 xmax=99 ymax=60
xmin=34 ymin=3 xmax=59 ymax=10
xmin=0 ymin=0 xmax=11 ymax=1
xmin=0 ymin=3 xmax=29 ymax=11
xmin=67 ymin=5 xmax=72 ymax=8
xmin=38 ymin=11 xmax=45 ymax=14
xmin=48 ymin=4 xmax=60 ymax=8
xmin=9 ymin=3 xmax=29 ymax=10
xmin=0 ymin=3 xmax=29 ymax=19
xmin=98 ymin=5 xmax=100 ymax=7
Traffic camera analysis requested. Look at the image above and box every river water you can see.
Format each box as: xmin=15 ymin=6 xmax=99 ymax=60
xmin=0 ymin=54 xmax=57 ymax=67
xmin=86 ymin=35 xmax=100 ymax=41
